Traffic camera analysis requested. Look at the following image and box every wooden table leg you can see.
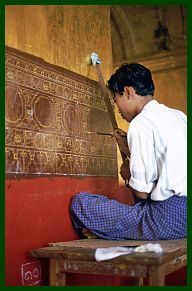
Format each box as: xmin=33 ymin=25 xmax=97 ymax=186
xmin=148 ymin=265 xmax=165 ymax=286
xmin=49 ymin=258 xmax=66 ymax=286
xmin=133 ymin=277 xmax=144 ymax=286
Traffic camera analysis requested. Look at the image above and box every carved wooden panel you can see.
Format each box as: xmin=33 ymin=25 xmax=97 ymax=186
xmin=5 ymin=46 xmax=117 ymax=177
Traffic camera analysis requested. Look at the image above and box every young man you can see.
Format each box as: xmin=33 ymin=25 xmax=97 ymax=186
xmin=70 ymin=63 xmax=187 ymax=240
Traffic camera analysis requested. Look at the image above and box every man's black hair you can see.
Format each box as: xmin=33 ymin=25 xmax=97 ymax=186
xmin=107 ymin=63 xmax=155 ymax=97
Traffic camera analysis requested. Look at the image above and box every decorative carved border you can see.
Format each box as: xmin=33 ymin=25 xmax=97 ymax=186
xmin=5 ymin=46 xmax=117 ymax=177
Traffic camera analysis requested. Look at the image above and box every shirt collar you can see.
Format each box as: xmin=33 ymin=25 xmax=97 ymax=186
xmin=142 ymin=99 xmax=159 ymax=112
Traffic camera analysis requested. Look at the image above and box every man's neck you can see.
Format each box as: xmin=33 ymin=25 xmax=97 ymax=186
xmin=137 ymin=95 xmax=153 ymax=113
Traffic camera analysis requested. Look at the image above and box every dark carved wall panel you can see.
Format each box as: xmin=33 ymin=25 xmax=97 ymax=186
xmin=5 ymin=46 xmax=117 ymax=177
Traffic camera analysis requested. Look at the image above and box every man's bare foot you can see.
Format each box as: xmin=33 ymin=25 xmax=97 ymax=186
xmin=82 ymin=228 xmax=99 ymax=239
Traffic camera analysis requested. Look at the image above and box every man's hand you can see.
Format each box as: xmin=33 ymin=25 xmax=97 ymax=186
xmin=120 ymin=158 xmax=131 ymax=182
xmin=113 ymin=128 xmax=130 ymax=157
xmin=131 ymin=189 xmax=150 ymax=201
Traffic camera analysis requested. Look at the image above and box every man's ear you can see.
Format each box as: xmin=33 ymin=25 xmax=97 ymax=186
xmin=124 ymin=86 xmax=135 ymax=99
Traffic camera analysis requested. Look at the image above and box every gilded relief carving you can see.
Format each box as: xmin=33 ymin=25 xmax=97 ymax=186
xmin=5 ymin=47 xmax=117 ymax=177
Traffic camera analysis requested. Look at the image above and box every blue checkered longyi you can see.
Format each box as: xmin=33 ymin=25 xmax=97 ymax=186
xmin=69 ymin=192 xmax=187 ymax=240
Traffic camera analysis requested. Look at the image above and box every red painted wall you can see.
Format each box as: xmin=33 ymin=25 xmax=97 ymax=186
xmin=5 ymin=176 xmax=131 ymax=286
xmin=5 ymin=177 xmax=186 ymax=286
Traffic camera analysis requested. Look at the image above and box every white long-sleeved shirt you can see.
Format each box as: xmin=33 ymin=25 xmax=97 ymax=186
xmin=128 ymin=100 xmax=187 ymax=201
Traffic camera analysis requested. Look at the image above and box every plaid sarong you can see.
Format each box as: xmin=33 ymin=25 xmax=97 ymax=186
xmin=70 ymin=192 xmax=186 ymax=240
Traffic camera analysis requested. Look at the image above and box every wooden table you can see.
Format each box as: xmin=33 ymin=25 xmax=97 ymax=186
xmin=31 ymin=238 xmax=187 ymax=286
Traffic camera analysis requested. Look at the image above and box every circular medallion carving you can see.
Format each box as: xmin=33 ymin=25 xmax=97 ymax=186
xmin=34 ymin=96 xmax=53 ymax=128
xmin=63 ymin=104 xmax=79 ymax=134
xmin=5 ymin=85 xmax=23 ymax=124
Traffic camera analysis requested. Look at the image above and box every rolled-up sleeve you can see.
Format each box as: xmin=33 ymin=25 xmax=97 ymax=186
xmin=128 ymin=122 xmax=158 ymax=193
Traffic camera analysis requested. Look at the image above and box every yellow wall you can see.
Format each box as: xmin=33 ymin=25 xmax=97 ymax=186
xmin=153 ymin=67 xmax=187 ymax=114
xmin=5 ymin=5 xmax=112 ymax=81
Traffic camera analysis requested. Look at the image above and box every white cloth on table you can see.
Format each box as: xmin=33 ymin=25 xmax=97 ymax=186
xmin=95 ymin=243 xmax=163 ymax=261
